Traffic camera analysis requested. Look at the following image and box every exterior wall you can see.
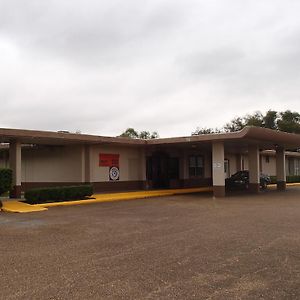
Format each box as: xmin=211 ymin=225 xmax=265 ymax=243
xmin=260 ymin=155 xmax=276 ymax=175
xmin=21 ymin=146 xmax=84 ymax=183
xmin=88 ymin=145 xmax=145 ymax=192
xmin=224 ymin=153 xmax=237 ymax=177
xmin=89 ymin=145 xmax=144 ymax=182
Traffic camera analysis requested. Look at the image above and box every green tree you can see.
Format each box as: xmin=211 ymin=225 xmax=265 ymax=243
xmin=245 ymin=111 xmax=264 ymax=127
xmin=119 ymin=128 xmax=159 ymax=139
xmin=192 ymin=127 xmax=221 ymax=135
xmin=223 ymin=117 xmax=245 ymax=132
xmin=277 ymin=110 xmax=300 ymax=133
xmin=149 ymin=131 xmax=159 ymax=139
xmin=193 ymin=109 xmax=300 ymax=135
xmin=263 ymin=110 xmax=278 ymax=129
xmin=119 ymin=128 xmax=139 ymax=138
xmin=139 ymin=131 xmax=151 ymax=139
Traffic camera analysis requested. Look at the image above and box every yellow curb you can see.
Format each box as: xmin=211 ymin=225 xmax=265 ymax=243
xmin=286 ymin=182 xmax=300 ymax=187
xmin=1 ymin=200 xmax=48 ymax=213
xmin=34 ymin=187 xmax=213 ymax=209
xmin=269 ymin=182 xmax=300 ymax=188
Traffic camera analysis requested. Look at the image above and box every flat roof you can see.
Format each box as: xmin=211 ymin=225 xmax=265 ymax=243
xmin=0 ymin=128 xmax=145 ymax=146
xmin=0 ymin=126 xmax=300 ymax=149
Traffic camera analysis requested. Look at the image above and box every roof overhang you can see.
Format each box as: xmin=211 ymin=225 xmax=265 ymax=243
xmin=0 ymin=127 xmax=300 ymax=151
xmin=146 ymin=127 xmax=300 ymax=151
xmin=0 ymin=128 xmax=145 ymax=146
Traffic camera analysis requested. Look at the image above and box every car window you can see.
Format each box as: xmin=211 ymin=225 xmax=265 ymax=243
xmin=231 ymin=171 xmax=248 ymax=180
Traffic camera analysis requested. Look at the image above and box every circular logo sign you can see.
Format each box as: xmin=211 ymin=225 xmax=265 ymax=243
xmin=109 ymin=167 xmax=120 ymax=181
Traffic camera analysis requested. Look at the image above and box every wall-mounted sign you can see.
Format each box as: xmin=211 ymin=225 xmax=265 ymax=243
xmin=99 ymin=153 xmax=119 ymax=167
xmin=109 ymin=166 xmax=120 ymax=181
xmin=213 ymin=162 xmax=223 ymax=169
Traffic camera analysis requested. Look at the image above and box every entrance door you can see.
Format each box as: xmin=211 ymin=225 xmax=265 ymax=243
xmin=147 ymin=152 xmax=170 ymax=189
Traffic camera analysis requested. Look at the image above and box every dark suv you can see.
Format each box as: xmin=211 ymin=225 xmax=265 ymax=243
xmin=225 ymin=170 xmax=271 ymax=190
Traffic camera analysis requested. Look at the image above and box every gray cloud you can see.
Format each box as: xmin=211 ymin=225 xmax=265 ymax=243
xmin=0 ymin=0 xmax=300 ymax=137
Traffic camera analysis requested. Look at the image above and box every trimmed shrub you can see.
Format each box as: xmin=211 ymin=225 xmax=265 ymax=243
xmin=270 ymin=175 xmax=300 ymax=184
xmin=270 ymin=176 xmax=277 ymax=184
xmin=287 ymin=175 xmax=300 ymax=183
xmin=0 ymin=168 xmax=13 ymax=196
xmin=24 ymin=185 xmax=93 ymax=204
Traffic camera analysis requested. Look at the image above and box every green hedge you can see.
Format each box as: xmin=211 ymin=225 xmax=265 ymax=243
xmin=270 ymin=176 xmax=300 ymax=184
xmin=24 ymin=185 xmax=93 ymax=204
xmin=0 ymin=168 xmax=13 ymax=196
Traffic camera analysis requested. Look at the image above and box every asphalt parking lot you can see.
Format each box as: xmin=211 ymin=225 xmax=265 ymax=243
xmin=1 ymin=188 xmax=300 ymax=300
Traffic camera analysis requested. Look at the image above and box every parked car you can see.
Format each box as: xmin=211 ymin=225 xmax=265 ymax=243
xmin=225 ymin=170 xmax=271 ymax=190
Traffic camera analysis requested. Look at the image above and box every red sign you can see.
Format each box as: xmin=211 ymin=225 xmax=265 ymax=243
xmin=99 ymin=154 xmax=119 ymax=167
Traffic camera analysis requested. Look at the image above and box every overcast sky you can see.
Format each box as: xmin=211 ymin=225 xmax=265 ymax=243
xmin=0 ymin=0 xmax=300 ymax=137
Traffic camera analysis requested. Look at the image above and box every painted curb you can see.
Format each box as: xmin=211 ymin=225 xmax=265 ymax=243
xmin=35 ymin=187 xmax=213 ymax=209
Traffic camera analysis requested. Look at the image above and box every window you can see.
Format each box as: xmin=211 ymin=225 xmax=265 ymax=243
xmin=265 ymin=155 xmax=270 ymax=163
xmin=288 ymin=158 xmax=295 ymax=176
xmin=189 ymin=155 xmax=204 ymax=177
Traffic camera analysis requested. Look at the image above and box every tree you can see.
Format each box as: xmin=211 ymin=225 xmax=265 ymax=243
xmin=223 ymin=117 xmax=245 ymax=132
xmin=119 ymin=128 xmax=139 ymax=138
xmin=263 ymin=110 xmax=278 ymax=130
xmin=277 ymin=110 xmax=300 ymax=134
xmin=244 ymin=111 xmax=264 ymax=127
xmin=192 ymin=109 xmax=300 ymax=135
xmin=139 ymin=131 xmax=151 ymax=139
xmin=150 ymin=131 xmax=159 ymax=139
xmin=139 ymin=130 xmax=159 ymax=139
xmin=119 ymin=128 xmax=159 ymax=139
xmin=192 ymin=127 xmax=221 ymax=135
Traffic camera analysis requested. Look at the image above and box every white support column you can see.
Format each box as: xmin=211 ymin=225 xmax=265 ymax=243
xmin=9 ymin=141 xmax=22 ymax=198
xmin=248 ymin=144 xmax=260 ymax=193
xmin=276 ymin=147 xmax=286 ymax=190
xmin=212 ymin=142 xmax=225 ymax=197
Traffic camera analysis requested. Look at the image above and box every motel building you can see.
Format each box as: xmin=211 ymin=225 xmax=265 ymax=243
xmin=1 ymin=126 xmax=300 ymax=198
